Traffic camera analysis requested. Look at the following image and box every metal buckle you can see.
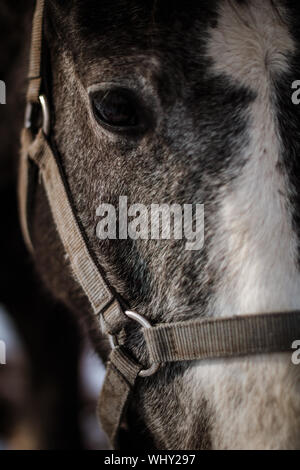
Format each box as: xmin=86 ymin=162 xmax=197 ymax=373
xmin=25 ymin=94 xmax=50 ymax=137
xmin=105 ymin=310 xmax=160 ymax=378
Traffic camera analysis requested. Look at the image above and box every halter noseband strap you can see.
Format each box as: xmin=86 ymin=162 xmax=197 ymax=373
xmin=19 ymin=0 xmax=300 ymax=449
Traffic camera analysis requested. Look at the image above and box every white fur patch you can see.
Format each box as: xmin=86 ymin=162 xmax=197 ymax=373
xmin=208 ymin=0 xmax=298 ymax=317
xmin=187 ymin=0 xmax=300 ymax=449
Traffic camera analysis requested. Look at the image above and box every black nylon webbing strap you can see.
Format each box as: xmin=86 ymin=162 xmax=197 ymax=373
xmin=143 ymin=311 xmax=300 ymax=363
xmin=24 ymin=128 xmax=124 ymax=317
xmin=101 ymin=301 xmax=129 ymax=336
xmin=27 ymin=0 xmax=44 ymax=103
xmin=19 ymin=0 xmax=45 ymax=253
xmin=21 ymin=0 xmax=132 ymax=450
xmin=97 ymin=347 xmax=142 ymax=448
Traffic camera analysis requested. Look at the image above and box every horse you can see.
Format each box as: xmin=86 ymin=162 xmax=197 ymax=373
xmin=10 ymin=0 xmax=300 ymax=449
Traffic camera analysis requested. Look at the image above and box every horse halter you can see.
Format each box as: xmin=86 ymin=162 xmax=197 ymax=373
xmin=19 ymin=0 xmax=300 ymax=449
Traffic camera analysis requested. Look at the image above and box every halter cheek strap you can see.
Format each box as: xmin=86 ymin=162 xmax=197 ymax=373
xmin=19 ymin=0 xmax=135 ymax=448
xmin=19 ymin=0 xmax=300 ymax=450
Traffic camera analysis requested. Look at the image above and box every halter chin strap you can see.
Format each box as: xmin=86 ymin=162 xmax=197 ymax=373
xmin=19 ymin=0 xmax=300 ymax=450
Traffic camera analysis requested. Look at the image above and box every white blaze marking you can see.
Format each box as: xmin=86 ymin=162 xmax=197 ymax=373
xmin=208 ymin=0 xmax=298 ymax=317
xmin=188 ymin=0 xmax=300 ymax=449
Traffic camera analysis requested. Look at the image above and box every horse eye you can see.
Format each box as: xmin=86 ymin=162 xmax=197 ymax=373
xmin=90 ymin=88 xmax=143 ymax=133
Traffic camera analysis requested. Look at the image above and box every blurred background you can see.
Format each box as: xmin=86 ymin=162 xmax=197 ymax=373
xmin=0 ymin=304 xmax=108 ymax=450
xmin=0 ymin=1 xmax=109 ymax=450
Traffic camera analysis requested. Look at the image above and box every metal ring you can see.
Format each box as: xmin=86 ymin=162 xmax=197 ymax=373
xmin=39 ymin=95 xmax=50 ymax=136
xmin=24 ymin=94 xmax=50 ymax=137
xmin=124 ymin=311 xmax=160 ymax=378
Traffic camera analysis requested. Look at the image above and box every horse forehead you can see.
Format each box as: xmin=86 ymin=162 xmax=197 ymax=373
xmin=57 ymin=1 xmax=294 ymax=89
xmin=72 ymin=0 xmax=215 ymax=33
xmin=59 ymin=0 xmax=216 ymax=67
